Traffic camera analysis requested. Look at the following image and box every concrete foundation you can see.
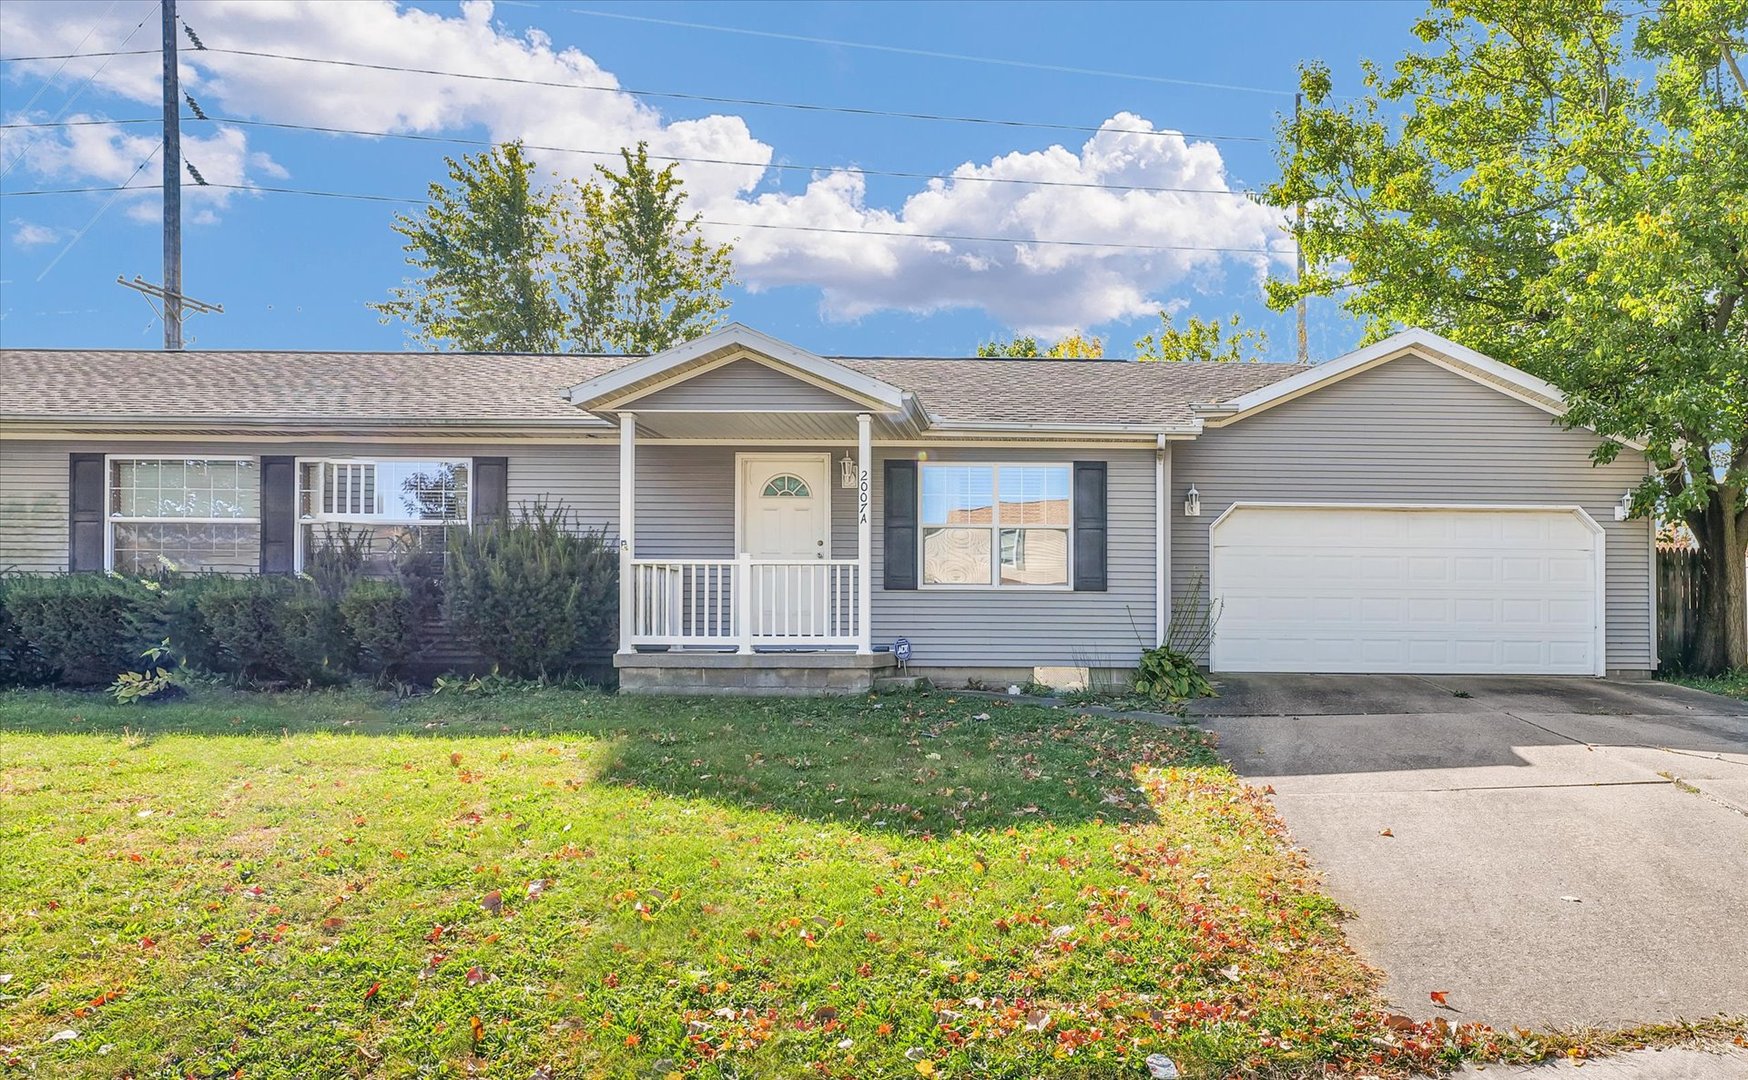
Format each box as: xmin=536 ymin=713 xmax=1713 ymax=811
xmin=915 ymin=666 xmax=1134 ymax=691
xmin=615 ymin=650 xmax=898 ymax=696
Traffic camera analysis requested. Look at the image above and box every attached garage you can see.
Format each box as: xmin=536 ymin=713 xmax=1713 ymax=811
xmin=1209 ymin=504 xmax=1605 ymax=675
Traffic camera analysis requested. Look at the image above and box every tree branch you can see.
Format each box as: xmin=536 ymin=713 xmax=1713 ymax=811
xmin=1718 ymin=36 xmax=1748 ymax=96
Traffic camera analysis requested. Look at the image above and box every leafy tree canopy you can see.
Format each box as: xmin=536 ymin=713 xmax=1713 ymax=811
xmin=977 ymin=315 xmax=1271 ymax=362
xmin=1267 ymin=0 xmax=1748 ymax=671
xmin=977 ymin=331 xmax=1106 ymax=359
xmin=374 ymin=142 xmax=736 ymax=354
xmin=1132 ymin=312 xmax=1270 ymax=363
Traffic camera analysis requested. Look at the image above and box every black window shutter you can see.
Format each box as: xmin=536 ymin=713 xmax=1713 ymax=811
xmin=883 ymin=459 xmax=917 ymax=590
xmin=67 ymin=453 xmax=105 ymax=572
xmin=472 ymin=457 xmax=509 ymax=525
xmin=1072 ymin=461 xmax=1107 ymax=592
xmin=259 ymin=456 xmax=296 ymax=574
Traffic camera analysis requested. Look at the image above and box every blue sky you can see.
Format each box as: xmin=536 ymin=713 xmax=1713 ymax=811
xmin=0 ymin=0 xmax=1423 ymax=358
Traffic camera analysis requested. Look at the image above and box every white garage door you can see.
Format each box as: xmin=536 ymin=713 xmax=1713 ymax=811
xmin=1210 ymin=506 xmax=1602 ymax=675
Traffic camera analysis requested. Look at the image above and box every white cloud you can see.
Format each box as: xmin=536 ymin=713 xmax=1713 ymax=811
xmin=713 ymin=115 xmax=1286 ymax=333
xmin=0 ymin=0 xmax=1287 ymax=333
xmin=9 ymin=219 xmax=61 ymax=246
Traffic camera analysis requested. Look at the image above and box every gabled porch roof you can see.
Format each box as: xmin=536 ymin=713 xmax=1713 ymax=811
xmin=566 ymin=324 xmax=929 ymax=441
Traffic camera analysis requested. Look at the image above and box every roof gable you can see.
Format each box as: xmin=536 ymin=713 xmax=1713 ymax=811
xmin=566 ymin=324 xmax=910 ymax=414
xmin=1199 ymin=329 xmax=1570 ymax=424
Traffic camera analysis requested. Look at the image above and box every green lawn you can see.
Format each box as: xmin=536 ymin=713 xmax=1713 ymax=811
xmin=0 ymin=686 xmax=1482 ymax=1078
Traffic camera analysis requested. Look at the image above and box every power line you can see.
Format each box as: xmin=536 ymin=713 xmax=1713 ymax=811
xmin=0 ymin=114 xmax=1266 ymax=198
xmin=33 ymin=140 xmax=161 ymax=281
xmin=564 ymin=7 xmax=1298 ymax=96
xmin=0 ymin=3 xmax=159 ymax=180
xmin=0 ymin=117 xmax=160 ymax=129
xmin=0 ymin=179 xmax=1289 ymax=255
xmin=195 ymin=46 xmax=1272 ymax=145
xmin=0 ymin=49 xmax=158 ymax=62
xmin=3 ymin=0 xmax=124 ymax=118
xmin=0 ymin=47 xmax=1274 ymax=143
xmin=225 ymin=116 xmax=1266 ymax=197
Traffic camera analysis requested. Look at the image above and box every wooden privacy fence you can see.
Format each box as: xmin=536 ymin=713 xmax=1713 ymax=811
xmin=1658 ymin=546 xmax=1748 ymax=672
xmin=1657 ymin=547 xmax=1701 ymax=670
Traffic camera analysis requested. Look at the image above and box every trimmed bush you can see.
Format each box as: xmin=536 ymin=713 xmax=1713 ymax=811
xmin=280 ymin=590 xmax=355 ymax=684
xmin=444 ymin=505 xmax=617 ymax=679
xmin=0 ymin=564 xmax=437 ymax=690
xmin=194 ymin=577 xmax=351 ymax=685
xmin=340 ymin=578 xmax=416 ymax=679
xmin=159 ymin=573 xmax=238 ymax=676
xmin=0 ymin=576 xmax=53 ymax=686
xmin=0 ymin=574 xmax=163 ymax=687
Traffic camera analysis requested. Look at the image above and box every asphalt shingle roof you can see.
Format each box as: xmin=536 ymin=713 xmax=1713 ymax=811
xmin=0 ymin=348 xmax=1306 ymax=429
xmin=0 ymin=350 xmax=623 ymax=426
xmin=836 ymin=357 xmax=1307 ymax=426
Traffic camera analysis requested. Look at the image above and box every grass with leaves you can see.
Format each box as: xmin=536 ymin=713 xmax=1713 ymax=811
xmin=1664 ymin=669 xmax=1748 ymax=702
xmin=2 ymin=686 xmax=1505 ymax=1078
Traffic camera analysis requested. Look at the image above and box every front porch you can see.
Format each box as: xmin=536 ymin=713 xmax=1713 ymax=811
xmin=577 ymin=330 xmax=921 ymax=691
xmin=614 ymin=412 xmax=879 ymax=658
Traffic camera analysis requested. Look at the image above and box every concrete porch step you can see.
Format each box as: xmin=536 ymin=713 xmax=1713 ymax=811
xmin=615 ymin=650 xmax=897 ymax=696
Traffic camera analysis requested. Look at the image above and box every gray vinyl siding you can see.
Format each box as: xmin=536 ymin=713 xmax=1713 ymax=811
xmin=627 ymin=445 xmax=1156 ymax=669
xmin=506 ymin=445 xmax=617 ymax=529
xmin=0 ymin=440 xmax=68 ymax=572
xmin=629 ymin=446 xmax=855 ymax=561
xmin=1168 ymin=357 xmax=1655 ymax=671
xmin=870 ymin=447 xmax=1157 ymax=670
xmin=0 ymin=439 xmax=620 ymax=572
xmin=632 ymin=360 xmax=865 ymax=412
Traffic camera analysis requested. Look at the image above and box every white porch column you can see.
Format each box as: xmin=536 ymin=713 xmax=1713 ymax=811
xmin=1156 ymin=434 xmax=1170 ymax=648
xmin=856 ymin=413 xmax=873 ymax=655
xmin=617 ymin=412 xmax=636 ymax=655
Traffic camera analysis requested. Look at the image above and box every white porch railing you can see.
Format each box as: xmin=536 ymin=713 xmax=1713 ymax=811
xmin=626 ymin=555 xmax=863 ymax=649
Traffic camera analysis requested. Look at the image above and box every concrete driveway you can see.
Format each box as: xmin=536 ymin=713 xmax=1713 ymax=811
xmin=1188 ymin=675 xmax=1748 ymax=1031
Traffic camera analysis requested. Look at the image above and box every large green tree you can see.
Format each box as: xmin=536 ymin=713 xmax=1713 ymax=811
xmin=375 ymin=142 xmax=736 ymax=354
xmin=1269 ymin=0 xmax=1748 ymax=672
xmin=373 ymin=142 xmax=566 ymax=353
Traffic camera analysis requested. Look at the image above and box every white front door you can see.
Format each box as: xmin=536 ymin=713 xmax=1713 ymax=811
xmin=739 ymin=454 xmax=831 ymax=638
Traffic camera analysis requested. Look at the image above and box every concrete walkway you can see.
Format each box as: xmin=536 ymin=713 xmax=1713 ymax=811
xmin=1456 ymin=1045 xmax=1748 ymax=1078
xmin=1191 ymin=675 xmax=1748 ymax=1031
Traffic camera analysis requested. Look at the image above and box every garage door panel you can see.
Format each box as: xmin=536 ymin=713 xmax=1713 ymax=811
xmin=1211 ymin=507 xmax=1600 ymax=675
xmin=1548 ymin=558 xmax=1592 ymax=583
xmin=1407 ymin=557 xmax=1450 ymax=582
xmin=1547 ymin=599 xmax=1592 ymax=624
xmin=1453 ymin=557 xmax=1497 ymax=583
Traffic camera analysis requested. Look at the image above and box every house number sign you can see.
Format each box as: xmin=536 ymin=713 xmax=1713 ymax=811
xmin=858 ymin=467 xmax=870 ymax=525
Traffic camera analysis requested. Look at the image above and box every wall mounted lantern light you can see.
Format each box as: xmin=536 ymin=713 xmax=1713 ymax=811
xmin=1614 ymin=492 xmax=1632 ymax=521
xmin=1183 ymin=485 xmax=1201 ymax=517
xmin=839 ymin=449 xmax=857 ymax=489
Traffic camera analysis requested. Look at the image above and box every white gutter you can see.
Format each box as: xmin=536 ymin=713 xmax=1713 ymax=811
xmin=925 ymin=418 xmax=1205 ymax=436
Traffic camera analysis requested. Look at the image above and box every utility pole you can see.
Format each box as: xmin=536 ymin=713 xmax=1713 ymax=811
xmin=121 ymin=0 xmax=222 ymax=343
xmin=161 ymin=0 xmax=182 ymax=350
xmin=1294 ymin=91 xmax=1308 ymax=366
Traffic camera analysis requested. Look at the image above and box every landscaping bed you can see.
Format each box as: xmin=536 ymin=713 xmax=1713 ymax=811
xmin=2 ymin=688 xmax=1500 ymax=1077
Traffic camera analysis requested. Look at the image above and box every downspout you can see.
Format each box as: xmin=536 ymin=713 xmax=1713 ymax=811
xmin=1156 ymin=433 xmax=1169 ymax=648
